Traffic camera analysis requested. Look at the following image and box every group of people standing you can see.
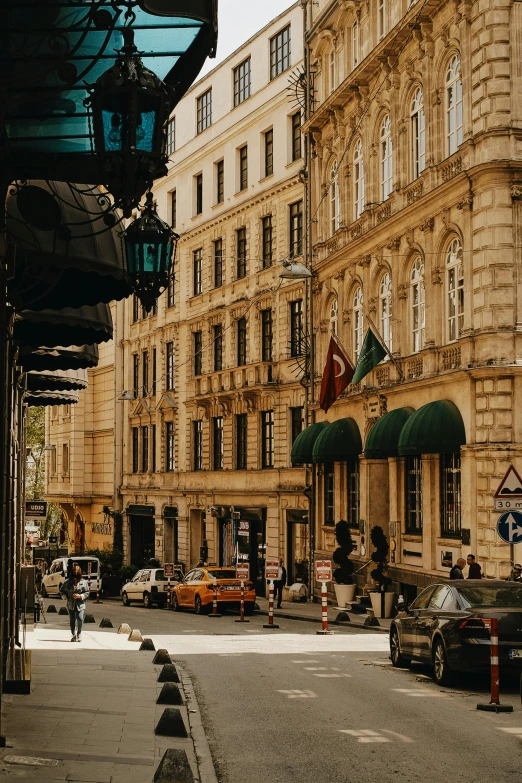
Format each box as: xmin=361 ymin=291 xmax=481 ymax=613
xmin=449 ymin=554 xmax=482 ymax=580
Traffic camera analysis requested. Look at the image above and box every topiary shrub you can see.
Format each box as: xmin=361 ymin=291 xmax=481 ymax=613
xmin=370 ymin=525 xmax=392 ymax=592
xmin=332 ymin=520 xmax=355 ymax=585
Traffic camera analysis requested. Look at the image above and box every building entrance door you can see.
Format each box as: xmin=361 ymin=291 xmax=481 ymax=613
xmin=286 ymin=510 xmax=309 ymax=587
xmin=130 ymin=515 xmax=155 ymax=567
xmin=219 ymin=513 xmax=266 ymax=596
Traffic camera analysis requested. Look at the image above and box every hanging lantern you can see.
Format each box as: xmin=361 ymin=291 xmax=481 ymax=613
xmin=86 ymin=27 xmax=174 ymax=217
xmin=124 ymin=191 xmax=179 ymax=312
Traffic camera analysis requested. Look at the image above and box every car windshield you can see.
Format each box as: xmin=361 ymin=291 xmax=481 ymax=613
xmin=154 ymin=570 xmax=166 ymax=581
xmin=207 ymin=569 xmax=237 ymax=580
xmin=73 ymin=560 xmax=98 ymax=574
xmin=457 ymin=586 xmax=522 ymax=608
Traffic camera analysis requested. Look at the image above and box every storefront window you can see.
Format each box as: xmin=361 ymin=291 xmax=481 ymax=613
xmin=405 ymin=456 xmax=423 ymax=534
xmin=440 ymin=453 xmax=461 ymax=539
xmin=347 ymin=459 xmax=360 ymax=529
xmin=324 ymin=464 xmax=335 ymax=526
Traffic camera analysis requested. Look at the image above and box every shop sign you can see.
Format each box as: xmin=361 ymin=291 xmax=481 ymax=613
xmin=265 ymin=559 xmax=279 ymax=580
xmin=91 ymin=522 xmax=112 ymax=535
xmin=315 ymin=560 xmax=332 ymax=583
xmin=25 ymin=501 xmax=47 ymax=518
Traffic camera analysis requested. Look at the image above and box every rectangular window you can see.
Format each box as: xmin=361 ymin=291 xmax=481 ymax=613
xmin=197 ymin=88 xmax=212 ymax=133
xmin=261 ymin=308 xmax=273 ymax=363
xmin=214 ymin=238 xmax=223 ymax=287
xmin=50 ymin=447 xmax=57 ymax=475
xmin=151 ymin=424 xmax=156 ymax=473
xmin=289 ymin=200 xmax=303 ymax=257
xmin=329 ymin=49 xmax=337 ymax=94
xmin=378 ymin=0 xmax=386 ymax=39
xmin=352 ymin=20 xmax=359 ymax=69
xmin=213 ymin=324 xmax=223 ymax=372
xmin=167 ymin=117 xmax=176 ymax=155
xmin=237 ymin=317 xmax=247 ymax=366
xmin=261 ymin=410 xmax=275 ymax=468
xmin=236 ymin=414 xmax=247 ymax=469
xmin=170 ymin=190 xmax=177 ymax=229
xmin=132 ymin=427 xmax=139 ymax=473
xmin=216 ymin=159 xmax=224 ymax=204
xmin=324 ymin=465 xmax=335 ymax=525
xmin=195 ymin=173 xmax=203 ymax=215
xmin=291 ymin=111 xmax=302 ymax=161
xmin=193 ymin=420 xmax=203 ymax=471
xmin=239 ymin=145 xmax=248 ymax=191
xmin=290 ymin=406 xmax=304 ymax=445
xmin=264 ymin=129 xmax=274 ymax=177
xmin=133 ymin=354 xmax=139 ymax=397
xmin=166 ymin=342 xmax=175 ymax=391
xmin=213 ymin=416 xmax=224 ymax=470
xmin=167 ymin=275 xmax=175 ymax=308
xmin=290 ymin=299 xmax=303 ymax=358
xmin=194 ymin=331 xmax=203 ymax=376
xmin=152 ymin=348 xmax=157 ymax=395
xmin=193 ymin=247 xmax=203 ymax=296
xmin=151 ymin=299 xmax=158 ymax=317
xmin=234 ymin=57 xmax=251 ymax=106
xmin=440 ymin=454 xmax=461 ymax=539
xmin=347 ymin=459 xmax=360 ymax=529
xmin=262 ymin=215 xmax=273 ymax=269
xmin=62 ymin=443 xmax=69 ymax=476
xmin=270 ymin=25 xmax=291 ymax=80
xmin=236 ymin=227 xmax=247 ymax=279
xmin=166 ymin=422 xmax=175 ymax=472
xmin=405 ymin=456 xmax=423 ymax=534
xmin=142 ymin=350 xmax=148 ymax=397
xmin=142 ymin=426 xmax=149 ymax=473
xmin=132 ymin=295 xmax=139 ymax=323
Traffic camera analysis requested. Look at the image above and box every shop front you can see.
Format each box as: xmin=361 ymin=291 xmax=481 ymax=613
xmin=126 ymin=504 xmax=156 ymax=567
xmin=286 ymin=509 xmax=309 ymax=587
xmin=218 ymin=507 xmax=266 ymax=595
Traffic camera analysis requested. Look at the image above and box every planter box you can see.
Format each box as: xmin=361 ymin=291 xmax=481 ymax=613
xmin=369 ymin=591 xmax=394 ymax=619
xmin=334 ymin=583 xmax=356 ymax=608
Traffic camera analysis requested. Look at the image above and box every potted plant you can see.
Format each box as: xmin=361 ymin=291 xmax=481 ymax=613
xmin=369 ymin=525 xmax=394 ymax=618
xmin=332 ymin=520 xmax=356 ymax=607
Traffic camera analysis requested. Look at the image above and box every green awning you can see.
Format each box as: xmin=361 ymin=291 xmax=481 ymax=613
xmin=364 ymin=407 xmax=414 ymax=459
xmin=312 ymin=418 xmax=362 ymax=464
xmin=398 ymin=400 xmax=466 ymax=456
xmin=291 ymin=422 xmax=328 ymax=466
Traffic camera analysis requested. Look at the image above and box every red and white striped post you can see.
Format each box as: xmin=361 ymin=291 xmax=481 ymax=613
xmin=263 ymin=580 xmax=280 ymax=629
xmin=208 ymin=579 xmax=222 ymax=618
xmin=477 ymin=617 xmax=513 ymax=713
xmin=235 ymin=580 xmax=250 ymax=623
xmin=167 ymin=577 xmax=171 ymax=609
xmin=316 ymin=581 xmax=330 ymax=635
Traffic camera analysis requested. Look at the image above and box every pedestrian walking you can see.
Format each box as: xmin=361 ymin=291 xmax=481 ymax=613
xmin=60 ymin=565 xmax=89 ymax=642
xmin=274 ymin=558 xmax=287 ymax=609
xmin=467 ymin=554 xmax=482 ymax=579
xmin=449 ymin=558 xmax=466 ymax=579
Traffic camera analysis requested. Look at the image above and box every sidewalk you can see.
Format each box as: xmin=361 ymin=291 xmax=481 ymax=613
xmin=0 ymin=623 xmax=214 ymax=783
xmin=255 ymin=597 xmax=391 ymax=633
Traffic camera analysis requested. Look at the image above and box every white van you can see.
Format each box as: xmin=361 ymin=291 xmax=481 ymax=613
xmin=41 ymin=556 xmax=101 ymax=598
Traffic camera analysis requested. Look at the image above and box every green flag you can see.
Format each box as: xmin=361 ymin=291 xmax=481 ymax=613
xmin=352 ymin=328 xmax=387 ymax=385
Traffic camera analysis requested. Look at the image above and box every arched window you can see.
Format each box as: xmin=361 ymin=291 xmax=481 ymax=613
xmin=446 ymin=55 xmax=463 ymax=156
xmin=353 ymin=140 xmax=365 ymax=220
xmin=329 ymin=49 xmax=337 ymax=95
xmin=411 ymin=257 xmax=425 ymax=352
xmin=379 ymin=272 xmax=392 ymax=352
xmin=330 ymin=161 xmax=340 ymax=235
xmin=330 ymin=298 xmax=338 ymax=335
xmin=446 ymin=238 xmax=464 ymax=342
xmin=353 ymin=286 xmax=364 ymax=360
xmin=411 ymin=88 xmax=426 ymax=180
xmin=380 ymin=115 xmax=393 ymax=200
xmin=352 ymin=21 xmax=359 ymax=70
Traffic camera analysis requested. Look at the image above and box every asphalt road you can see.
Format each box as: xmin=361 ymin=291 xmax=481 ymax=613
xmin=41 ymin=597 xmax=522 ymax=783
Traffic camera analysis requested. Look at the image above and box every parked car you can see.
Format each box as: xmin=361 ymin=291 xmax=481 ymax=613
xmin=390 ymin=580 xmax=522 ymax=685
xmin=41 ymin=556 xmax=101 ymax=598
xmin=121 ymin=567 xmax=184 ymax=609
xmin=171 ymin=567 xmax=256 ymax=615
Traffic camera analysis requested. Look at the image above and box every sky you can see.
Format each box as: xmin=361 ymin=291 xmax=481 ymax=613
xmin=200 ymin=0 xmax=296 ymax=77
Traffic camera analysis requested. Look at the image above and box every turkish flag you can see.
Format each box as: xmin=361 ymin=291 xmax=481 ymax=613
xmin=319 ymin=336 xmax=355 ymax=413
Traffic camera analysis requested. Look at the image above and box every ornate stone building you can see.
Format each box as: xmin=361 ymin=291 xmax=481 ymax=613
xmin=303 ymin=0 xmax=522 ymax=598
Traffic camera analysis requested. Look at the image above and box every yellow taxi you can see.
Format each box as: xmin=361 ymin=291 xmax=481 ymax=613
xmin=171 ymin=566 xmax=256 ymax=615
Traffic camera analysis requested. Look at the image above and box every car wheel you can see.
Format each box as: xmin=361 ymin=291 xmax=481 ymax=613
xmin=171 ymin=593 xmax=180 ymax=612
xmin=432 ymin=638 xmax=454 ymax=686
xmin=40 ymin=584 xmax=47 ymax=598
xmin=122 ymin=591 xmax=131 ymax=607
xmin=143 ymin=592 xmax=152 ymax=609
xmin=390 ymin=627 xmax=410 ymax=668
xmin=195 ymin=595 xmax=205 ymax=615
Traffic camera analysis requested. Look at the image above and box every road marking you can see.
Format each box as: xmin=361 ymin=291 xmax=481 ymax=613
xmin=313 ymin=673 xmax=352 ymax=678
xmin=304 ymin=666 xmax=331 ymax=671
xmin=339 ymin=729 xmax=413 ymax=744
xmin=497 ymin=728 xmax=522 ymax=736
xmin=392 ymin=688 xmax=445 ymax=698
xmin=277 ymin=689 xmax=317 ymax=699
xmin=293 ymin=660 xmax=320 ymax=664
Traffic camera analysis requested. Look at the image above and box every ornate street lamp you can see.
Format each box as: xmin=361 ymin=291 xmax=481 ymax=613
xmin=124 ymin=190 xmax=179 ymax=312
xmin=86 ymin=27 xmax=174 ymax=217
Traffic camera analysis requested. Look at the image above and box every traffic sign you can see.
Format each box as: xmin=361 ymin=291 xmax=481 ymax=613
xmin=497 ymin=511 xmax=522 ymax=544
xmin=315 ymin=560 xmax=332 ymax=582
xmin=494 ymin=466 xmax=522 ymax=498
xmin=265 ymin=559 xmax=279 ymax=580
xmin=164 ymin=563 xmax=174 ymax=578
xmin=236 ymin=564 xmax=249 ymax=581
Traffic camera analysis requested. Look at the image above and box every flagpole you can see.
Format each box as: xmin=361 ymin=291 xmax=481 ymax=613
xmin=365 ymin=314 xmax=404 ymax=381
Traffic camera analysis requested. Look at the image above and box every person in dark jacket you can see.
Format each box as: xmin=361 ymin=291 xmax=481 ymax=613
xmin=60 ymin=565 xmax=89 ymax=642
xmin=274 ymin=559 xmax=287 ymax=609
xmin=467 ymin=554 xmax=482 ymax=579
xmin=450 ymin=558 xmax=466 ymax=579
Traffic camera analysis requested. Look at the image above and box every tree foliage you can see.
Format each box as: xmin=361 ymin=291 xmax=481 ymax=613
xmin=370 ymin=525 xmax=392 ymax=590
xmin=25 ymin=407 xmax=62 ymax=541
xmin=332 ymin=519 xmax=355 ymax=585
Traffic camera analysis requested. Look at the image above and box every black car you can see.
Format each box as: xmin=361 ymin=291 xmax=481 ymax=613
xmin=390 ymin=580 xmax=522 ymax=685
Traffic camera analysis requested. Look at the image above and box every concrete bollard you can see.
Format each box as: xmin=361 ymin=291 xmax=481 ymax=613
xmin=47 ymin=605 xmax=57 ymax=613
xmin=153 ymin=649 xmax=172 ymax=665
xmin=128 ymin=629 xmax=143 ymax=642
xmin=58 ymin=606 xmax=68 ymax=615
xmin=154 ymin=750 xmax=194 ymax=783
xmin=99 ymin=618 xmax=113 ymax=628
xmin=335 ymin=611 xmax=351 ymax=623
xmin=364 ymin=615 xmax=380 ymax=627
xmin=84 ymin=614 xmax=96 ymax=624
xmin=156 ymin=683 xmax=183 ymax=705
xmin=158 ymin=664 xmax=180 ymax=683
xmin=154 ymin=708 xmax=188 ymax=738
xmin=117 ymin=623 xmax=132 ymax=634
xmin=139 ymin=638 xmax=155 ymax=651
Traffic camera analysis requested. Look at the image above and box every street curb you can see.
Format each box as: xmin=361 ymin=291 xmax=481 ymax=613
xmin=254 ymin=609 xmax=389 ymax=633
xmin=178 ymin=664 xmax=219 ymax=783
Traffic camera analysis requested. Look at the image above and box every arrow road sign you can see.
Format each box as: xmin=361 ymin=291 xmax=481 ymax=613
xmin=497 ymin=511 xmax=522 ymax=544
